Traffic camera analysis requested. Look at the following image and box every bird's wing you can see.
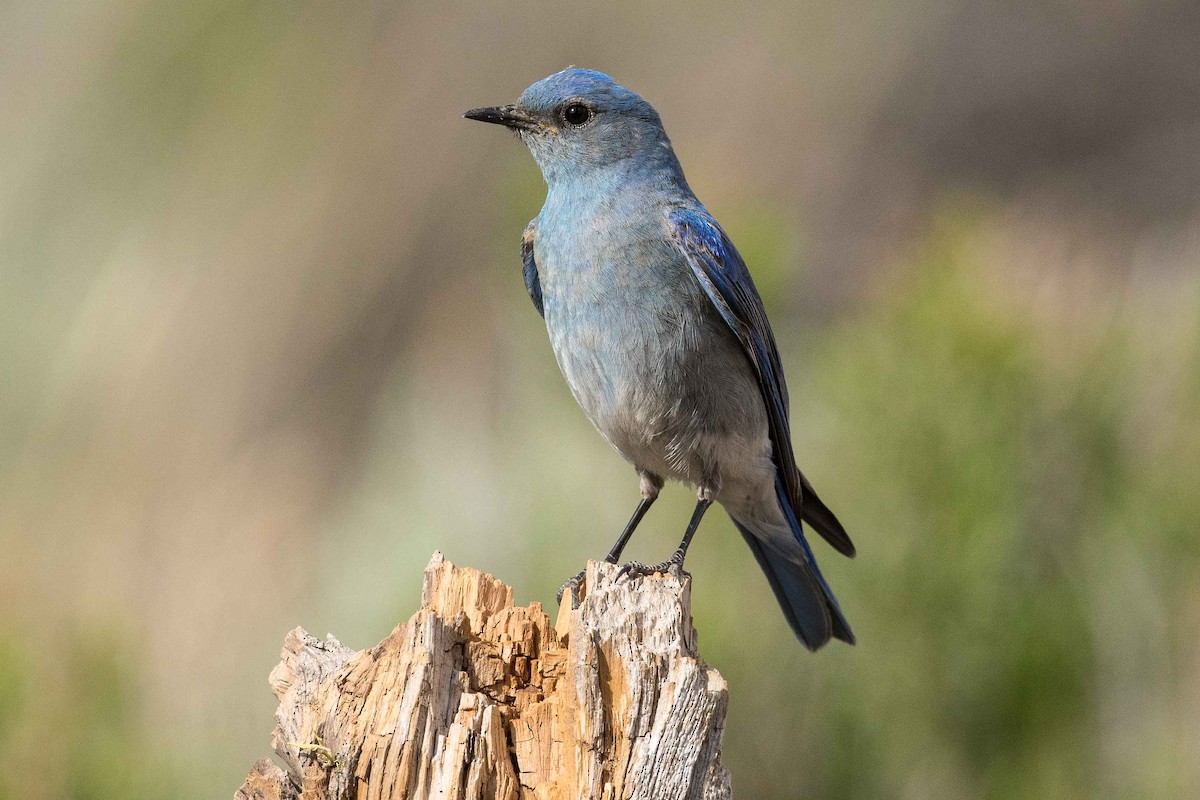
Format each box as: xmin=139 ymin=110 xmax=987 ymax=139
xmin=667 ymin=206 xmax=855 ymax=557
xmin=521 ymin=218 xmax=544 ymax=317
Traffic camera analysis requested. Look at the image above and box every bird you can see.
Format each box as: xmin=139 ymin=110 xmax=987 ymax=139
xmin=464 ymin=69 xmax=855 ymax=650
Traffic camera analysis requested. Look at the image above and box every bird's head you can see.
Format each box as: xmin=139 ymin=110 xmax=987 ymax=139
xmin=465 ymin=69 xmax=676 ymax=183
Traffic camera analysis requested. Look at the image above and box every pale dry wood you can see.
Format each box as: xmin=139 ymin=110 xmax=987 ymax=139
xmin=235 ymin=552 xmax=731 ymax=800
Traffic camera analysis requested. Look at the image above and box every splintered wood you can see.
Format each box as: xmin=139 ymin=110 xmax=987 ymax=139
xmin=234 ymin=552 xmax=731 ymax=800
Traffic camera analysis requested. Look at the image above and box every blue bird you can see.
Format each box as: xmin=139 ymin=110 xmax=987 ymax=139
xmin=465 ymin=69 xmax=855 ymax=650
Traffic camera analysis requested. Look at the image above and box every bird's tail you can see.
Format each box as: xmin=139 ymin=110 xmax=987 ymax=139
xmin=730 ymin=479 xmax=854 ymax=650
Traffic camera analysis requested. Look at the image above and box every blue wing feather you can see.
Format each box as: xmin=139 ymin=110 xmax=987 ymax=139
xmin=667 ymin=207 xmax=854 ymax=557
xmin=521 ymin=218 xmax=544 ymax=317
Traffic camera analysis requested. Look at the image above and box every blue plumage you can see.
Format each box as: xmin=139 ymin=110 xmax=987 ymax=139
xmin=466 ymin=69 xmax=855 ymax=650
xmin=520 ymin=220 xmax=543 ymax=317
xmin=669 ymin=208 xmax=856 ymax=559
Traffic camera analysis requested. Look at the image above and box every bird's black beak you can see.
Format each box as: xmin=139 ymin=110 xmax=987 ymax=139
xmin=463 ymin=104 xmax=537 ymax=131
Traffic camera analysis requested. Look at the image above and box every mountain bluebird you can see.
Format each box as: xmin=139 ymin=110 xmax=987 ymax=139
xmin=465 ymin=69 xmax=855 ymax=650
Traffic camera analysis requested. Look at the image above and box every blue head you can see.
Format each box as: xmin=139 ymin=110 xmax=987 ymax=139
xmin=465 ymin=69 xmax=680 ymax=184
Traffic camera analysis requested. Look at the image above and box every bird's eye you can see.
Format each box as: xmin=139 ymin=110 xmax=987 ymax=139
xmin=561 ymin=103 xmax=594 ymax=127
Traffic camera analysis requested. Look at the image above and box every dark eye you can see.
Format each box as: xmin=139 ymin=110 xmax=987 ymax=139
xmin=561 ymin=103 xmax=593 ymax=127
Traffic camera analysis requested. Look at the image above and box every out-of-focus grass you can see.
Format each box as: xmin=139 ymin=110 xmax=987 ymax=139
xmin=0 ymin=627 xmax=187 ymax=800
xmin=688 ymin=209 xmax=1200 ymax=799
xmin=3 ymin=199 xmax=1197 ymax=797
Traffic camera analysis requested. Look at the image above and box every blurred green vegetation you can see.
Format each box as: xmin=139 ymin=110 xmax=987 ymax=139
xmin=690 ymin=209 xmax=1200 ymax=799
xmin=3 ymin=200 xmax=1197 ymax=798
xmin=0 ymin=628 xmax=186 ymax=800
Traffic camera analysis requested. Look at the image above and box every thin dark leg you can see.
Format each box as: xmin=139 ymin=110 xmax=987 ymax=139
xmin=670 ymin=496 xmax=713 ymax=565
xmin=603 ymin=495 xmax=656 ymax=563
xmin=618 ymin=495 xmax=714 ymax=580
xmin=557 ymin=474 xmax=662 ymax=608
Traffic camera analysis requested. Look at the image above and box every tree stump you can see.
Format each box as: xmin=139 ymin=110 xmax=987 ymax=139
xmin=234 ymin=552 xmax=731 ymax=800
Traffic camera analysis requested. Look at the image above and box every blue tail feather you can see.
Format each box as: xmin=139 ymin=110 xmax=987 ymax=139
xmin=774 ymin=480 xmax=855 ymax=645
xmin=730 ymin=479 xmax=855 ymax=650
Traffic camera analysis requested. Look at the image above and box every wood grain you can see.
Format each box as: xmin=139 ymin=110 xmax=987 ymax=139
xmin=235 ymin=552 xmax=730 ymax=800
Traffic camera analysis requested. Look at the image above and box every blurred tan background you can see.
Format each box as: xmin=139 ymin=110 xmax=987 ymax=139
xmin=2 ymin=1 xmax=1199 ymax=798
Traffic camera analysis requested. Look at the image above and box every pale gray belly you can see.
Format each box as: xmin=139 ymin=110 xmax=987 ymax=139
xmin=544 ymin=286 xmax=775 ymax=506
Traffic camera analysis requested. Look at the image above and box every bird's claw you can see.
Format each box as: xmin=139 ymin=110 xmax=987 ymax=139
xmin=556 ymin=570 xmax=586 ymax=609
xmin=616 ymin=552 xmax=688 ymax=583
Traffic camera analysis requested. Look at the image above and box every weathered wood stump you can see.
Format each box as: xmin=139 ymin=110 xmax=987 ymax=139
xmin=235 ymin=552 xmax=731 ymax=800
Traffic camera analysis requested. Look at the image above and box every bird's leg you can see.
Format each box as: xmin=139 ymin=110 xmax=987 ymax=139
xmin=604 ymin=471 xmax=663 ymax=563
xmin=618 ymin=484 xmax=716 ymax=582
xmin=557 ymin=471 xmax=663 ymax=608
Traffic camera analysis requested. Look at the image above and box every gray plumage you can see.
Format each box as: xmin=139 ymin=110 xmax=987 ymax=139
xmin=466 ymin=69 xmax=854 ymax=649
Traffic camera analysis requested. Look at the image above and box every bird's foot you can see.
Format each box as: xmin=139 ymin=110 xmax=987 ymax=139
xmin=556 ymin=570 xmax=586 ymax=609
xmin=616 ymin=551 xmax=689 ymax=583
